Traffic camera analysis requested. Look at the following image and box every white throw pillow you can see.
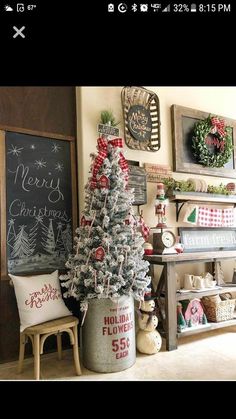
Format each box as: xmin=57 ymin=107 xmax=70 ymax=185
xmin=9 ymin=270 xmax=71 ymax=332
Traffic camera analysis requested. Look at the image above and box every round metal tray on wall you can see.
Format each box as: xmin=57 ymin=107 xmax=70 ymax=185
xmin=121 ymin=86 xmax=161 ymax=152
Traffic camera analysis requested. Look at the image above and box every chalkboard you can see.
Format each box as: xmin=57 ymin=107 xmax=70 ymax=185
xmin=5 ymin=131 xmax=75 ymax=274
xmin=127 ymin=105 xmax=152 ymax=142
xmin=179 ymin=227 xmax=236 ymax=252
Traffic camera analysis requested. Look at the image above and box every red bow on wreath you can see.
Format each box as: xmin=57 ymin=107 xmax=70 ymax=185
xmin=90 ymin=138 xmax=129 ymax=189
xmin=211 ymin=117 xmax=226 ymax=138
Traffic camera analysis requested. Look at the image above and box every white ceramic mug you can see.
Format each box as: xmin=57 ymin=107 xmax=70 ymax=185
xmin=193 ymin=276 xmax=204 ymax=289
xmin=205 ymin=278 xmax=216 ymax=288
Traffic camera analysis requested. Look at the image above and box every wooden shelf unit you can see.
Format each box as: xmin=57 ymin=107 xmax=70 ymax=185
xmin=145 ymin=251 xmax=236 ymax=351
xmin=177 ymin=286 xmax=236 ymax=301
xmin=158 ymin=286 xmax=236 ymax=338
xmin=177 ymin=316 xmax=236 ymax=337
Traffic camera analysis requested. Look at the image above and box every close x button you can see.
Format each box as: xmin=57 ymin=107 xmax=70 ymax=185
xmin=13 ymin=26 xmax=26 ymax=38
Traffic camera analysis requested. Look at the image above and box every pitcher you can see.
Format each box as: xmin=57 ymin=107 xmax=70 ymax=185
xmin=184 ymin=274 xmax=194 ymax=290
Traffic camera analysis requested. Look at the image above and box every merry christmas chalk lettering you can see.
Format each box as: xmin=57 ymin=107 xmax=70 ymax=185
xmin=9 ymin=199 xmax=71 ymax=222
xmin=9 ymin=163 xmax=64 ymax=203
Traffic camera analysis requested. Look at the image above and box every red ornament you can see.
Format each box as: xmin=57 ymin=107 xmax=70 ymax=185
xmin=125 ymin=213 xmax=136 ymax=226
xmin=80 ymin=215 xmax=92 ymax=226
xmin=80 ymin=216 xmax=86 ymax=227
xmin=143 ymin=242 xmax=153 ymax=255
xmin=97 ymin=175 xmax=110 ymax=189
xmin=95 ymin=246 xmax=105 ymax=261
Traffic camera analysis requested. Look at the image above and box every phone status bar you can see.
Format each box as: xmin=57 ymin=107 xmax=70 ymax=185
xmin=107 ymin=3 xmax=232 ymax=14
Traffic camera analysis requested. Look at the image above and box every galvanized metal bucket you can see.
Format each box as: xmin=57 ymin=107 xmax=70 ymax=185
xmin=81 ymin=295 xmax=136 ymax=373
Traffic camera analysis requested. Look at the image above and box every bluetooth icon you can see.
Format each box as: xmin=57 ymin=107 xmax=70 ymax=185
xmin=132 ymin=3 xmax=137 ymax=11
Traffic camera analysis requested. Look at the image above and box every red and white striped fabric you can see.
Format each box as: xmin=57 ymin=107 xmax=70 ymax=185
xmin=222 ymin=208 xmax=234 ymax=227
xmin=198 ymin=207 xmax=222 ymax=227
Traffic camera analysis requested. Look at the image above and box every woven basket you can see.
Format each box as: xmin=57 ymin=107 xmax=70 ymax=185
xmin=202 ymin=297 xmax=236 ymax=322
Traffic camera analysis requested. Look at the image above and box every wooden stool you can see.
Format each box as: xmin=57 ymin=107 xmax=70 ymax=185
xmin=18 ymin=315 xmax=81 ymax=380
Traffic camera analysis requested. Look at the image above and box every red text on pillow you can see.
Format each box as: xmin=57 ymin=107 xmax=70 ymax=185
xmin=25 ymin=283 xmax=62 ymax=309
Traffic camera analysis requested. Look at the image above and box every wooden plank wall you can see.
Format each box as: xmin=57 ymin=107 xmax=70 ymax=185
xmin=0 ymin=87 xmax=77 ymax=363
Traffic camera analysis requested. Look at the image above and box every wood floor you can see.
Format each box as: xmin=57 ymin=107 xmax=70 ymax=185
xmin=1 ymin=326 xmax=236 ymax=380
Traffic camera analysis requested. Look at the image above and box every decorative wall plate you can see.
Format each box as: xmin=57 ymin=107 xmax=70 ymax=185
xmin=121 ymin=86 xmax=161 ymax=152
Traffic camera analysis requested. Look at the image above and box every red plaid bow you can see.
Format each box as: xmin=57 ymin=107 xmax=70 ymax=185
xmin=90 ymin=137 xmax=129 ymax=189
xmin=211 ymin=117 xmax=226 ymax=138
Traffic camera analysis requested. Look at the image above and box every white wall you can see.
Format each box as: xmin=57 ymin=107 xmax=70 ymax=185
xmin=76 ymin=86 xmax=236 ymax=284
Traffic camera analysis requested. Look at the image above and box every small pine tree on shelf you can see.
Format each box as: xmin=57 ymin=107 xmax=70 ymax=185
xmin=60 ymin=113 xmax=151 ymax=316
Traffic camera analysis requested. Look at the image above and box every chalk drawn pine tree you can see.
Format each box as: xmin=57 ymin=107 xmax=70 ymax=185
xmin=62 ymin=223 xmax=72 ymax=253
xmin=11 ymin=225 xmax=31 ymax=259
xmin=29 ymin=215 xmax=49 ymax=256
xmin=55 ymin=222 xmax=66 ymax=256
xmin=42 ymin=218 xmax=56 ymax=255
xmin=7 ymin=219 xmax=16 ymax=250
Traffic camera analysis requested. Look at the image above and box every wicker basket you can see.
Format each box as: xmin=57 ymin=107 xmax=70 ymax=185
xmin=201 ymin=297 xmax=236 ymax=322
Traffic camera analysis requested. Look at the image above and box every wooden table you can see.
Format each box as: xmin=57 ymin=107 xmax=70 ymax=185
xmin=145 ymin=251 xmax=236 ymax=351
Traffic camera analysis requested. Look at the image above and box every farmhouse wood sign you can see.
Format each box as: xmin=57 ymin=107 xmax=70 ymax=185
xmin=97 ymin=123 xmax=119 ymax=137
xmin=0 ymin=127 xmax=77 ymax=278
xmin=179 ymin=227 xmax=236 ymax=252
xmin=144 ymin=163 xmax=172 ymax=183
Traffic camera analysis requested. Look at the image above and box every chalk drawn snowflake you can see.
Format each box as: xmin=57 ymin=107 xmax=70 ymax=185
xmin=35 ymin=159 xmax=47 ymax=169
xmin=52 ymin=143 xmax=61 ymax=153
xmin=8 ymin=145 xmax=24 ymax=156
xmin=55 ymin=162 xmax=64 ymax=172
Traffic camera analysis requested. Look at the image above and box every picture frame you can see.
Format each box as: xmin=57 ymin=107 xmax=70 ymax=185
xmin=171 ymin=104 xmax=236 ymax=178
xmin=178 ymin=227 xmax=236 ymax=252
xmin=0 ymin=125 xmax=78 ymax=279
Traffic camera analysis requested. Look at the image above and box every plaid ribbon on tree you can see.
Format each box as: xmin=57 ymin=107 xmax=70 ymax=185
xmin=211 ymin=117 xmax=226 ymax=137
xmin=90 ymin=137 xmax=129 ymax=189
xmin=139 ymin=213 xmax=150 ymax=241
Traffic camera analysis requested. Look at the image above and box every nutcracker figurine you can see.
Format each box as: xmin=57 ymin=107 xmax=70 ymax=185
xmin=155 ymin=182 xmax=169 ymax=228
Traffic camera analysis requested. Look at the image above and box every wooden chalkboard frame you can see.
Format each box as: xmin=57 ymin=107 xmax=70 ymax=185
xmin=0 ymin=125 xmax=78 ymax=280
xmin=171 ymin=104 xmax=236 ymax=178
xmin=178 ymin=227 xmax=236 ymax=252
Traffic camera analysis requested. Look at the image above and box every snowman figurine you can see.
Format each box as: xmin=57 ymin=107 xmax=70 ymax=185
xmin=136 ymin=292 xmax=162 ymax=354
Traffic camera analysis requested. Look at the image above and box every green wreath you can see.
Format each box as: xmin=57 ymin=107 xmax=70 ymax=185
xmin=192 ymin=115 xmax=233 ymax=168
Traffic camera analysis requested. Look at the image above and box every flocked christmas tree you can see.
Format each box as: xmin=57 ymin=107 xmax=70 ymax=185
xmin=60 ymin=111 xmax=151 ymax=317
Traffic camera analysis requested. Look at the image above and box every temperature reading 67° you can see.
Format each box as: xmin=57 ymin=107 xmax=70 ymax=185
xmin=173 ymin=4 xmax=190 ymax=11
xmin=27 ymin=4 xmax=37 ymax=10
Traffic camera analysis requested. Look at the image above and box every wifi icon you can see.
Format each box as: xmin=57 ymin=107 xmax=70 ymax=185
xmin=5 ymin=5 xmax=14 ymax=11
